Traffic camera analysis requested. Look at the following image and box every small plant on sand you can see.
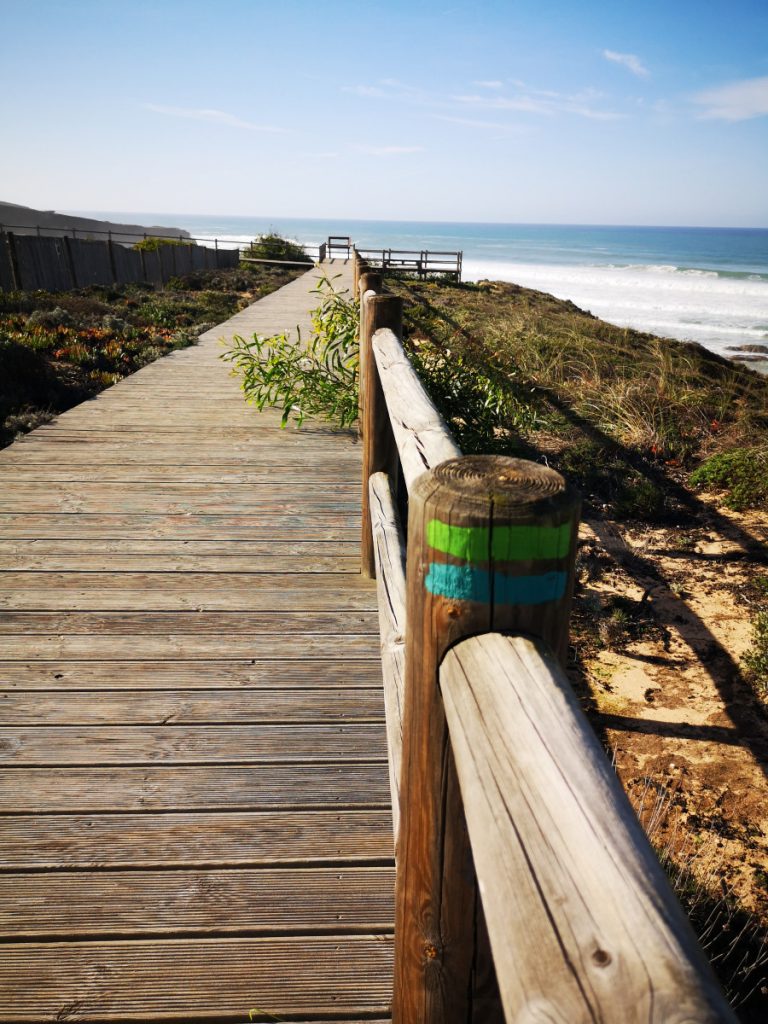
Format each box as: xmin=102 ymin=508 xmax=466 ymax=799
xmin=690 ymin=447 xmax=768 ymax=511
xmin=743 ymin=612 xmax=768 ymax=695
xmin=223 ymin=275 xmax=359 ymax=428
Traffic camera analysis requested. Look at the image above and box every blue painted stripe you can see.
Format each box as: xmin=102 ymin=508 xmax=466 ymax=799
xmin=425 ymin=564 xmax=567 ymax=605
xmin=426 ymin=563 xmax=491 ymax=603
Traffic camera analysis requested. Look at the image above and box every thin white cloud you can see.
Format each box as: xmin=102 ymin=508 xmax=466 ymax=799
xmin=452 ymin=93 xmax=552 ymax=115
xmin=342 ymin=77 xmax=622 ymax=122
xmin=342 ymin=85 xmax=388 ymax=98
xmin=144 ymin=104 xmax=287 ymax=133
xmin=691 ymin=76 xmax=768 ymax=121
xmin=603 ymin=50 xmax=649 ymax=78
xmin=453 ymin=87 xmax=622 ymax=121
xmin=435 ymin=114 xmax=523 ymax=131
xmin=353 ymin=144 xmax=425 ymax=156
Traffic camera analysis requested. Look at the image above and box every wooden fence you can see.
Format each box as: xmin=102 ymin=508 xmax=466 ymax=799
xmin=0 ymin=231 xmax=238 ymax=292
xmin=354 ymin=251 xmax=737 ymax=1023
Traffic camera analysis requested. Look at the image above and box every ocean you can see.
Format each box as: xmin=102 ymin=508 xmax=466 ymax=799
xmin=79 ymin=213 xmax=768 ymax=362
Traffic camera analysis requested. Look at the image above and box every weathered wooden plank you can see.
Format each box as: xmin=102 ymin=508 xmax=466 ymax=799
xmin=0 ymin=490 xmax=360 ymax=515
xmin=0 ymin=810 xmax=395 ymax=869
xmin=0 ymin=936 xmax=394 ymax=1021
xmin=0 ymin=586 xmax=377 ymax=612
xmin=0 ymin=867 xmax=396 ymax=939
xmin=0 ymin=764 xmax=391 ymax=812
xmin=0 ymin=634 xmax=378 ymax=659
xmin=0 ymin=552 xmax=361 ymax=571
xmin=0 ymin=539 xmax=360 ymax=557
xmin=359 ymin=293 xmax=400 ymax=577
xmin=0 ymin=513 xmax=362 ymax=539
xmin=441 ymin=633 xmax=734 ymax=1024
xmin=0 ymin=689 xmax=384 ymax=725
xmin=0 ymin=724 xmax=387 ymax=766
xmin=1 ymin=466 xmax=362 ymax=483
xmin=0 ymin=659 xmax=382 ymax=690
xmin=368 ymin=472 xmax=406 ymax=840
xmin=0 ymin=611 xmax=378 ymax=635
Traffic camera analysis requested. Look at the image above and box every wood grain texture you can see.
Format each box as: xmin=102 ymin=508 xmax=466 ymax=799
xmin=368 ymin=472 xmax=406 ymax=841
xmin=372 ymin=327 xmax=460 ymax=492
xmin=0 ymin=689 xmax=384 ymax=725
xmin=0 ymin=937 xmax=394 ymax=1021
xmin=0 ymin=867 xmax=396 ymax=938
xmin=0 ymin=764 xmax=391 ymax=812
xmin=0 ymin=659 xmax=382 ymax=690
xmin=0 ymin=724 xmax=387 ymax=765
xmin=0 ymin=634 xmax=378 ymax=659
xmin=0 ymin=610 xmax=378 ymax=634
xmin=360 ymin=292 xmax=401 ymax=578
xmin=0 ymin=261 xmax=395 ymax=1023
xmin=440 ymin=633 xmax=735 ymax=1024
xmin=0 ymin=810 xmax=394 ymax=869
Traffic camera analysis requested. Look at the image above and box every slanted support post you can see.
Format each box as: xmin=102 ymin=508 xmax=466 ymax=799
xmin=359 ymin=291 xmax=401 ymax=579
xmin=393 ymin=454 xmax=580 ymax=1024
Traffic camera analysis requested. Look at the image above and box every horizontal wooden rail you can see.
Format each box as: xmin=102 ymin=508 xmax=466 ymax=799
xmin=441 ymin=632 xmax=736 ymax=1024
xmin=355 ymin=246 xmax=462 ymax=280
xmin=368 ymin=472 xmax=406 ymax=843
xmin=371 ymin=328 xmax=461 ymax=493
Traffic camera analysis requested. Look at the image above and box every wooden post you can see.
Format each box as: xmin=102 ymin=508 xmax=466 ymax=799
xmin=63 ymin=235 xmax=78 ymax=289
xmin=393 ymin=454 xmax=580 ymax=1024
xmin=6 ymin=233 xmax=21 ymax=290
xmin=358 ymin=270 xmax=381 ymax=303
xmin=359 ymin=293 xmax=401 ymax=579
xmin=357 ymin=273 xmax=383 ymax=419
xmin=107 ymin=235 xmax=118 ymax=285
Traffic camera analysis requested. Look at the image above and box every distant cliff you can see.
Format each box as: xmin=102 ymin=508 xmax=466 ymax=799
xmin=0 ymin=201 xmax=191 ymax=244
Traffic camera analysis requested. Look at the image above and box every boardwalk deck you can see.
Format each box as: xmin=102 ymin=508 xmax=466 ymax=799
xmin=0 ymin=262 xmax=395 ymax=1022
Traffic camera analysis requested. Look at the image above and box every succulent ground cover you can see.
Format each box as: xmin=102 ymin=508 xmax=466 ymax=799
xmin=0 ymin=263 xmax=304 ymax=448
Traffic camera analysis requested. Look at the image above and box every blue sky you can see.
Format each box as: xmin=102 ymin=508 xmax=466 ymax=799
xmin=1 ymin=0 xmax=766 ymax=226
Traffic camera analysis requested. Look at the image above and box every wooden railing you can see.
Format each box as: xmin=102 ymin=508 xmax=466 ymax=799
xmin=354 ymin=251 xmax=737 ymax=1024
xmin=355 ymin=246 xmax=462 ymax=280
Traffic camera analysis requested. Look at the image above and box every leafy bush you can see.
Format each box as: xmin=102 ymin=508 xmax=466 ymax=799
xmin=133 ymin=236 xmax=192 ymax=252
xmin=406 ymin=336 xmax=537 ymax=453
xmin=690 ymin=448 xmax=768 ymax=510
xmin=223 ymin=275 xmax=358 ymax=427
xmin=242 ymin=232 xmax=312 ymax=265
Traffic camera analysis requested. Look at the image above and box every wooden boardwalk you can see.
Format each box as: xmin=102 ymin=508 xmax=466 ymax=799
xmin=0 ymin=262 xmax=395 ymax=1022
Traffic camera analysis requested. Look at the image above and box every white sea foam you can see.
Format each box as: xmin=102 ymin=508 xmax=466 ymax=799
xmin=462 ymin=259 xmax=768 ymax=357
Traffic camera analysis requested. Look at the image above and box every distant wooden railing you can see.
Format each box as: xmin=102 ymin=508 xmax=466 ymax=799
xmin=354 ymin=250 xmax=736 ymax=1024
xmin=355 ymin=246 xmax=461 ymax=281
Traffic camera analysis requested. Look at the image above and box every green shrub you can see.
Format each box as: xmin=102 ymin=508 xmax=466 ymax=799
xmin=690 ymin=448 xmax=768 ymax=510
xmin=743 ymin=611 xmax=768 ymax=695
xmin=132 ymin=236 xmax=192 ymax=252
xmin=242 ymin=232 xmax=312 ymax=265
xmin=223 ymin=275 xmax=358 ymax=428
xmin=407 ymin=337 xmax=536 ymax=453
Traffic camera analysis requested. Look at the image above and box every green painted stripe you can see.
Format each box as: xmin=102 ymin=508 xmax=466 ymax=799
xmin=426 ymin=519 xmax=572 ymax=563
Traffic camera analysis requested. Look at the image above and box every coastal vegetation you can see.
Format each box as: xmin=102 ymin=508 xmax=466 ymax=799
xmin=225 ymin=275 xmax=358 ymax=427
xmin=132 ymin=235 xmax=193 ymax=252
xmin=0 ymin=262 xmax=304 ymax=448
xmin=242 ymin=231 xmax=312 ymax=264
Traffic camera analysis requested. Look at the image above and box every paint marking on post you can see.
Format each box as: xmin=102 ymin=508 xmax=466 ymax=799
xmin=425 ymin=564 xmax=568 ymax=605
xmin=426 ymin=519 xmax=572 ymax=562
